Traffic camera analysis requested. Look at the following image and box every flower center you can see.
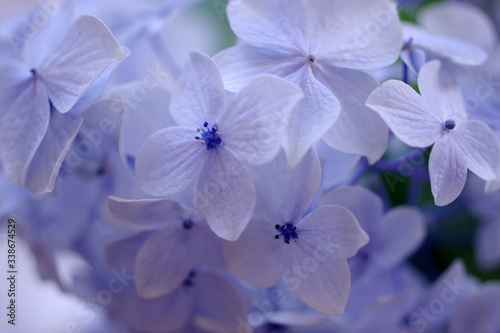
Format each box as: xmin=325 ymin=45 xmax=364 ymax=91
xmin=30 ymin=68 xmax=37 ymax=76
xmin=307 ymin=54 xmax=315 ymax=62
xmin=183 ymin=271 xmax=196 ymax=288
xmin=445 ymin=119 xmax=456 ymax=130
xmin=183 ymin=219 xmax=193 ymax=230
xmin=195 ymin=122 xmax=222 ymax=151
xmin=274 ymin=222 xmax=299 ymax=244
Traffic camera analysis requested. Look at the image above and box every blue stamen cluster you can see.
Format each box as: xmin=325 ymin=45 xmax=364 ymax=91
xmin=274 ymin=222 xmax=299 ymax=244
xmin=195 ymin=122 xmax=222 ymax=151
xmin=445 ymin=119 xmax=456 ymax=130
xmin=183 ymin=271 xmax=196 ymax=288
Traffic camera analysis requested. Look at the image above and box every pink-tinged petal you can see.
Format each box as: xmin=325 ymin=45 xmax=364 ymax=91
xmin=220 ymin=74 xmax=303 ymax=166
xmin=227 ymin=0 xmax=308 ymax=54
xmin=403 ymin=23 xmax=488 ymax=66
xmin=193 ymin=273 xmax=248 ymax=333
xmin=0 ymin=79 xmax=50 ymax=185
xmin=38 ymin=15 xmax=126 ymax=113
xmin=455 ymin=120 xmax=500 ymax=181
xmin=104 ymin=231 xmax=153 ymax=275
xmin=283 ymin=66 xmax=341 ymax=167
xmin=475 ymin=222 xmax=500 ymax=269
xmin=214 ymin=43 xmax=304 ymax=92
xmin=136 ymin=126 xmax=209 ymax=197
xmin=24 ymin=111 xmax=82 ymax=194
xmin=289 ymin=245 xmax=351 ymax=315
xmin=417 ymin=60 xmax=467 ymax=122
xmin=372 ymin=206 xmax=426 ymax=269
xmin=195 ymin=147 xmax=255 ymax=241
xmin=135 ymin=225 xmax=193 ymax=298
xmin=429 ymin=133 xmax=468 ymax=206
xmin=298 ymin=205 xmax=369 ymax=259
xmin=170 ymin=52 xmax=224 ymax=127
xmin=223 ymin=217 xmax=290 ymax=287
xmin=316 ymin=65 xmax=388 ymax=163
xmin=250 ymin=149 xmax=321 ymax=224
xmin=318 ymin=186 xmax=384 ymax=235
xmin=418 ymin=2 xmax=497 ymax=56
xmin=312 ymin=0 xmax=402 ymax=70
xmin=366 ymin=79 xmax=442 ymax=148
xmin=107 ymin=197 xmax=183 ymax=227
xmin=129 ymin=289 xmax=192 ymax=333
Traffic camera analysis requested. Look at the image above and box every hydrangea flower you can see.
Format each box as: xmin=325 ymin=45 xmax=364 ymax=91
xmin=366 ymin=60 xmax=500 ymax=206
xmin=0 ymin=5 xmax=126 ymax=192
xmin=319 ymin=186 xmax=426 ymax=274
xmin=125 ymin=271 xmax=248 ymax=333
xmin=215 ymin=0 xmax=402 ymax=166
xmin=105 ymin=197 xmax=224 ymax=299
xmin=135 ymin=51 xmax=303 ymax=241
xmin=401 ymin=1 xmax=496 ymax=74
xmin=223 ymin=149 xmax=369 ymax=315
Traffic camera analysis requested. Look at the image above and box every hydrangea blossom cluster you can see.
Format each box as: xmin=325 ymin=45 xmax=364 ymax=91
xmin=1 ymin=0 xmax=500 ymax=332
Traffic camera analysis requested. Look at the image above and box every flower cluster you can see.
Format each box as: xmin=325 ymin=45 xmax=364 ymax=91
xmin=1 ymin=0 xmax=500 ymax=332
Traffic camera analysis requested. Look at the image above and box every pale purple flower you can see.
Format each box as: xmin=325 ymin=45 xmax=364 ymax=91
xmin=0 ymin=5 xmax=126 ymax=193
xmin=135 ymin=51 xmax=303 ymax=241
xmin=401 ymin=2 xmax=496 ymax=74
xmin=106 ymin=197 xmax=224 ymax=299
xmin=366 ymin=60 xmax=500 ymax=206
xmin=215 ymin=0 xmax=402 ymax=166
xmin=223 ymin=149 xmax=369 ymax=315
xmin=125 ymin=271 xmax=248 ymax=333
xmin=319 ymin=186 xmax=426 ymax=274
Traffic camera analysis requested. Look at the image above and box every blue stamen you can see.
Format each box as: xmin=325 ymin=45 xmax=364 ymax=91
xmin=195 ymin=122 xmax=222 ymax=151
xmin=183 ymin=271 xmax=196 ymax=288
xmin=445 ymin=119 xmax=456 ymax=130
xmin=274 ymin=222 xmax=299 ymax=244
xmin=30 ymin=68 xmax=36 ymax=75
xmin=307 ymin=54 xmax=315 ymax=62
xmin=183 ymin=219 xmax=194 ymax=230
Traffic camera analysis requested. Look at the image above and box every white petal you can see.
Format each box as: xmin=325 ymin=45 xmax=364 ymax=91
xmin=313 ymin=0 xmax=402 ymax=70
xmin=38 ymin=15 xmax=126 ymax=113
xmin=318 ymin=186 xmax=384 ymax=235
xmin=282 ymin=66 xmax=341 ymax=167
xmin=214 ymin=43 xmax=304 ymax=92
xmin=250 ymin=148 xmax=321 ymax=225
xmin=403 ymin=23 xmax=488 ymax=66
xmin=24 ymin=111 xmax=82 ymax=194
xmin=317 ymin=65 xmax=388 ymax=163
xmin=0 ymin=80 xmax=50 ymax=185
xmin=298 ymin=205 xmax=369 ymax=259
xmin=195 ymin=147 xmax=255 ymax=241
xmin=136 ymin=126 xmax=209 ymax=197
xmin=418 ymin=2 xmax=497 ymax=55
xmin=417 ymin=60 xmax=467 ymax=122
xmin=135 ymin=226 xmax=193 ymax=298
xmin=220 ymin=74 xmax=304 ymax=166
xmin=289 ymin=245 xmax=351 ymax=316
xmin=455 ymin=120 xmax=500 ymax=181
xmin=107 ymin=197 xmax=183 ymax=227
xmin=429 ymin=133 xmax=468 ymax=206
xmin=223 ymin=218 xmax=290 ymax=287
xmin=170 ymin=52 xmax=225 ymax=127
xmin=366 ymin=79 xmax=442 ymax=147
xmin=227 ymin=0 xmax=308 ymax=54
